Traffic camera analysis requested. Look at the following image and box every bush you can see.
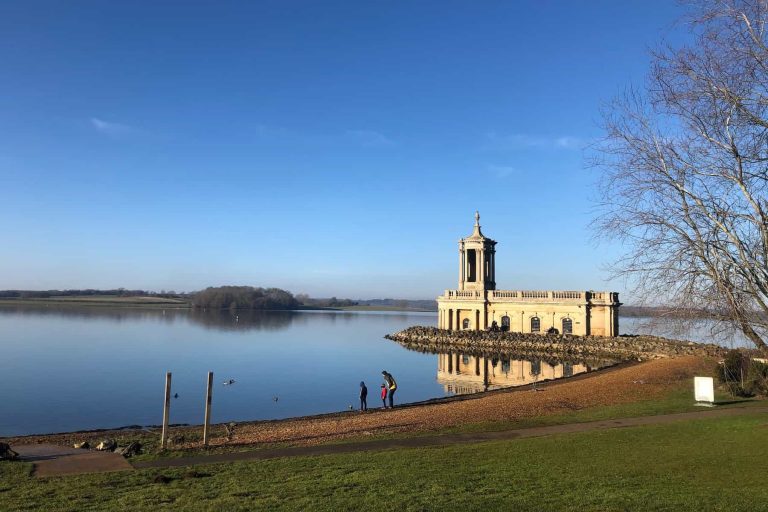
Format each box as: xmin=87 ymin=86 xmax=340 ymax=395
xmin=716 ymin=349 xmax=768 ymax=397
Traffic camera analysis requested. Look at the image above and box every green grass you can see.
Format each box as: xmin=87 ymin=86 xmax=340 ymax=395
xmin=25 ymin=381 xmax=758 ymax=464
xmin=441 ymin=386 xmax=761 ymax=435
xmin=2 ymin=413 xmax=768 ymax=511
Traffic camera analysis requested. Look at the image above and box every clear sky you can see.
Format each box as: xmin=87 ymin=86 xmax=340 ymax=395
xmin=0 ymin=1 xmax=687 ymax=300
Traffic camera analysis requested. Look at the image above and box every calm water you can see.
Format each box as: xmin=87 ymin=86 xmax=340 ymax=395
xmin=0 ymin=307 xmax=748 ymax=436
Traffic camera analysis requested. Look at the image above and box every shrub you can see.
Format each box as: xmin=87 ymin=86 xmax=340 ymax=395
xmin=716 ymin=349 xmax=768 ymax=397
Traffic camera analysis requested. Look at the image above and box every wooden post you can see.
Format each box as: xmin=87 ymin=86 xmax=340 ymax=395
xmin=161 ymin=372 xmax=172 ymax=449
xmin=203 ymin=371 xmax=214 ymax=446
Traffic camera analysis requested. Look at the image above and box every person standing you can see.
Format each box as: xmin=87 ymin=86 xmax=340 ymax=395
xmin=359 ymin=381 xmax=368 ymax=411
xmin=380 ymin=384 xmax=388 ymax=408
xmin=382 ymin=370 xmax=397 ymax=408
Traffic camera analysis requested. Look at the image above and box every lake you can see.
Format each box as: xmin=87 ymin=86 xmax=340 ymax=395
xmin=0 ymin=306 xmax=748 ymax=437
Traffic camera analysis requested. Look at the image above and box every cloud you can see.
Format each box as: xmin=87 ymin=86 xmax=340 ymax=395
xmin=345 ymin=130 xmax=395 ymax=147
xmin=484 ymin=132 xmax=587 ymax=151
xmin=90 ymin=118 xmax=143 ymax=138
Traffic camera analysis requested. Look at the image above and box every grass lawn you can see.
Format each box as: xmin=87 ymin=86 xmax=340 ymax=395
xmin=3 ymin=412 xmax=767 ymax=511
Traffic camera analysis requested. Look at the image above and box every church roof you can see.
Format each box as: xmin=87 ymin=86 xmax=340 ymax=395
xmin=463 ymin=211 xmax=495 ymax=242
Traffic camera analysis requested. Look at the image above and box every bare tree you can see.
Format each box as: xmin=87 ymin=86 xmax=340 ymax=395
xmin=594 ymin=0 xmax=768 ymax=351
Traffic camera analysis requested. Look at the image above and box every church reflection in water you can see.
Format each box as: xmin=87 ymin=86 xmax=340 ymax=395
xmin=437 ymin=353 xmax=601 ymax=395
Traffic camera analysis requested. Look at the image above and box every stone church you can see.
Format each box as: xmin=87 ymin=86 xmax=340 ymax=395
xmin=436 ymin=213 xmax=620 ymax=336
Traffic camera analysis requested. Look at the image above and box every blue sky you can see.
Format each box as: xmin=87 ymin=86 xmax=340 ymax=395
xmin=0 ymin=1 xmax=686 ymax=300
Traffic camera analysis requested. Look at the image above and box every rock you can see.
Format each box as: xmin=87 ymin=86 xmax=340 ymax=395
xmin=73 ymin=441 xmax=90 ymax=449
xmin=0 ymin=442 xmax=19 ymax=461
xmin=115 ymin=441 xmax=142 ymax=458
xmin=95 ymin=439 xmax=117 ymax=452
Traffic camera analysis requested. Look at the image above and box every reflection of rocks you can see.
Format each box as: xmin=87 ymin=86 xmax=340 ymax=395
xmin=436 ymin=352 xmax=600 ymax=394
xmin=387 ymin=326 xmax=728 ymax=361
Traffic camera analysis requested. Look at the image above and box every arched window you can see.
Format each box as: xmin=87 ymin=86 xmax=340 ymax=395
xmin=501 ymin=359 xmax=510 ymax=374
xmin=462 ymin=354 xmax=470 ymax=365
xmin=501 ymin=315 xmax=510 ymax=332
xmin=462 ymin=318 xmax=470 ymax=329
xmin=530 ymin=316 xmax=541 ymax=332
xmin=562 ymin=317 xmax=573 ymax=334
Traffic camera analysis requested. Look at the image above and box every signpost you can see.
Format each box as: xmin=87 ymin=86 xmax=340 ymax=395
xmin=694 ymin=376 xmax=715 ymax=407
xmin=161 ymin=372 xmax=172 ymax=448
xmin=203 ymin=371 xmax=214 ymax=446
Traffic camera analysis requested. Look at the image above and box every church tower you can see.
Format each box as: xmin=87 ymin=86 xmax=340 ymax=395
xmin=458 ymin=211 xmax=496 ymax=291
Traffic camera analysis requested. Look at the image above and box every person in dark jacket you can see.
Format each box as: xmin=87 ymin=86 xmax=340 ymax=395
xmin=382 ymin=370 xmax=397 ymax=408
xmin=359 ymin=381 xmax=368 ymax=411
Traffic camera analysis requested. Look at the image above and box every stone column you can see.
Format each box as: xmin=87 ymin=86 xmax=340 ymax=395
xmin=490 ymin=252 xmax=495 ymax=284
xmin=478 ymin=249 xmax=484 ymax=285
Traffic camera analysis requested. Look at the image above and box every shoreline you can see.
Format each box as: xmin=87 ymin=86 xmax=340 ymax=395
xmin=0 ymin=299 xmax=435 ymax=313
xmin=0 ymin=356 xmax=722 ymax=455
xmin=1 ymin=359 xmax=635 ymax=440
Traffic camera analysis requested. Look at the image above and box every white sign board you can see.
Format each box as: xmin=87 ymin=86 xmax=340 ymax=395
xmin=694 ymin=376 xmax=715 ymax=404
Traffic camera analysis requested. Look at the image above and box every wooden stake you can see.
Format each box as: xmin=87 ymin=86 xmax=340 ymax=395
xmin=161 ymin=372 xmax=172 ymax=449
xmin=203 ymin=371 xmax=214 ymax=446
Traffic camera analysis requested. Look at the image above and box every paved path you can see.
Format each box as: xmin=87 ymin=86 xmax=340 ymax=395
xmin=12 ymin=443 xmax=133 ymax=478
xmin=134 ymin=405 xmax=767 ymax=470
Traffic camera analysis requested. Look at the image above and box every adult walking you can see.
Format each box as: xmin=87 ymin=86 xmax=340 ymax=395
xmin=382 ymin=370 xmax=397 ymax=408
xmin=359 ymin=381 xmax=368 ymax=411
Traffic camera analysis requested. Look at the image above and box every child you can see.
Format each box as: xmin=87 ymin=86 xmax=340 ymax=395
xmin=380 ymin=384 xmax=388 ymax=409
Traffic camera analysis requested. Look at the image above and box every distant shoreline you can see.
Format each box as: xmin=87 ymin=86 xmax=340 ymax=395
xmin=0 ymin=297 xmax=436 ymax=313
xmin=0 ymin=297 xmax=720 ymax=318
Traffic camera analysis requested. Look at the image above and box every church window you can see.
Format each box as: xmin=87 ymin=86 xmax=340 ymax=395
xmin=462 ymin=318 xmax=470 ymax=329
xmin=562 ymin=317 xmax=573 ymax=334
xmin=530 ymin=316 xmax=540 ymax=332
xmin=466 ymin=250 xmax=477 ymax=282
xmin=501 ymin=315 xmax=510 ymax=331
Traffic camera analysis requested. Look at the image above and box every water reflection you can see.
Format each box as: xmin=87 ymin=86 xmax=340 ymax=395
xmin=0 ymin=305 xmax=426 ymax=333
xmin=435 ymin=352 xmax=615 ymax=395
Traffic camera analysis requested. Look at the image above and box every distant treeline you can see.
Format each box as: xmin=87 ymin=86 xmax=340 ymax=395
xmin=192 ymin=286 xmax=299 ymax=310
xmin=620 ymin=305 xmax=720 ymax=319
xmin=295 ymin=295 xmax=438 ymax=310
xmin=357 ymin=298 xmax=437 ymax=311
xmin=0 ymin=287 xmax=439 ymax=312
xmin=295 ymin=294 xmax=358 ymax=308
xmin=0 ymin=289 xmax=186 ymax=299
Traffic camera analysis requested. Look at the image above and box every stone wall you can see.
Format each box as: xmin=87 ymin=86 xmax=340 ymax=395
xmin=385 ymin=326 xmax=728 ymax=361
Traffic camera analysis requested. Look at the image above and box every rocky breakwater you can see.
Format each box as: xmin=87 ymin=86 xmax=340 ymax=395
xmin=385 ymin=326 xmax=728 ymax=361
